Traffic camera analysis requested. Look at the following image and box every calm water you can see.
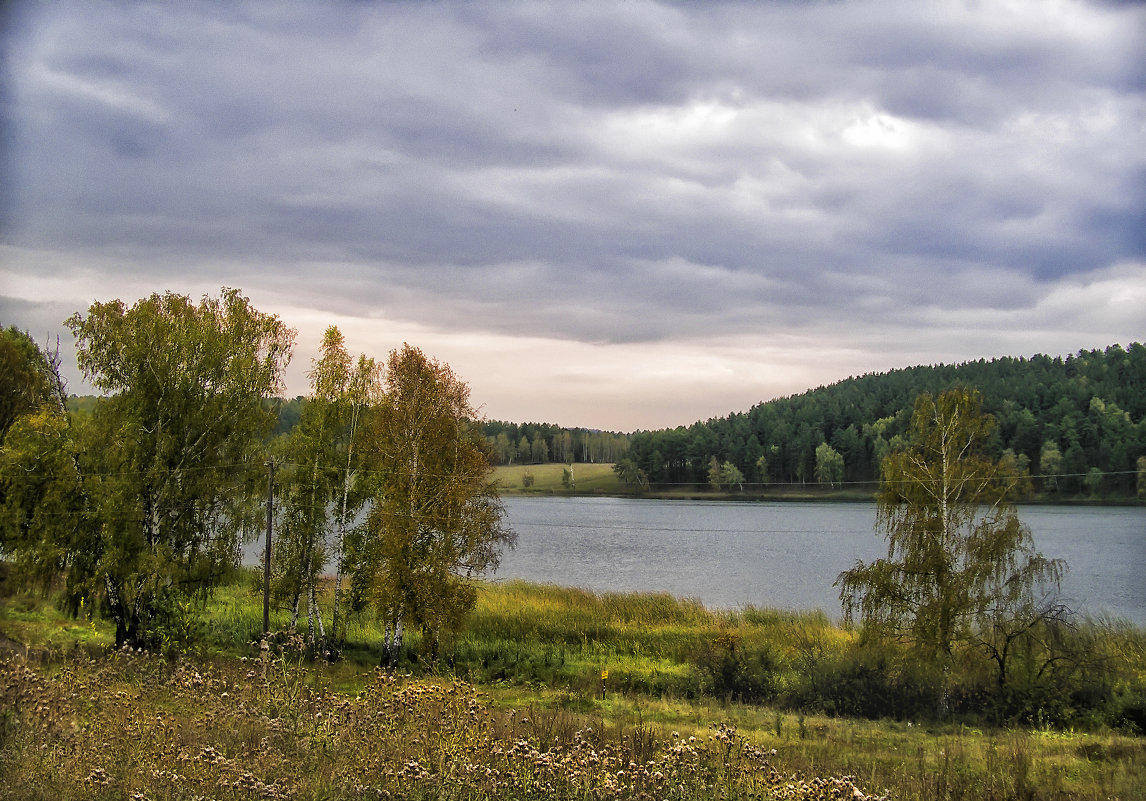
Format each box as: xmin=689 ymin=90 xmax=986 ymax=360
xmin=492 ymin=497 xmax=1146 ymax=623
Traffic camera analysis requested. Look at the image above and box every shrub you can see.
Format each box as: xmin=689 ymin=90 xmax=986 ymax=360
xmin=691 ymin=633 xmax=779 ymax=704
xmin=787 ymin=642 xmax=942 ymax=720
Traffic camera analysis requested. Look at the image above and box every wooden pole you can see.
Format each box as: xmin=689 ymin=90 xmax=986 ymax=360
xmin=263 ymin=457 xmax=274 ymax=634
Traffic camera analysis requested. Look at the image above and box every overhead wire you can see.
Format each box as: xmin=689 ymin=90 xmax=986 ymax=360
xmin=5 ymin=456 xmax=1138 ymax=486
xmin=8 ymin=465 xmax=1140 ymax=536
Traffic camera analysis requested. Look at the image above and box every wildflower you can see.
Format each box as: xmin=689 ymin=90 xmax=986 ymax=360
xmin=84 ymin=768 xmax=111 ymax=787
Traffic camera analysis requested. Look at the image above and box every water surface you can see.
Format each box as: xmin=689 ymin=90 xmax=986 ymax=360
xmin=492 ymin=497 xmax=1146 ymax=623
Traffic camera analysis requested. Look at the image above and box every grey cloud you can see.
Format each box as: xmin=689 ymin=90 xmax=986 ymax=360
xmin=2 ymin=0 xmax=1144 ymax=357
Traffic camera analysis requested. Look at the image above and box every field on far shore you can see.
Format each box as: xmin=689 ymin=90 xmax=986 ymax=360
xmin=492 ymin=462 xmax=622 ymax=493
xmin=491 ymin=462 xmax=878 ymax=500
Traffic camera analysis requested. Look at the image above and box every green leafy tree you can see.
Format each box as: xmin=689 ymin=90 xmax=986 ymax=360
xmin=707 ymin=456 xmax=723 ymax=490
xmin=1 ymin=408 xmax=86 ymax=588
xmin=1 ymin=328 xmax=73 ymax=563
xmin=1038 ymin=440 xmax=1063 ymax=494
xmin=814 ymin=442 xmax=844 ymax=488
xmin=1061 ymin=442 xmax=1086 ymax=494
xmin=492 ymin=432 xmax=514 ymax=465
xmin=361 ymin=344 xmax=513 ymax=664
xmin=531 ymin=432 xmax=549 ymax=464
xmin=1084 ymin=467 xmax=1103 ymax=497
xmin=270 ymin=396 xmax=306 ymax=437
xmin=63 ymin=289 xmax=294 ymax=648
xmin=836 ymin=388 xmax=1066 ymax=672
xmin=328 ymin=352 xmax=382 ymax=645
xmin=754 ymin=454 xmax=770 ymax=485
xmin=708 ymin=458 xmax=745 ymax=491
xmin=274 ymin=327 xmax=379 ymax=654
xmin=998 ymin=448 xmax=1034 ymax=499
xmin=1138 ymin=455 xmax=1146 ymax=499
xmin=612 ymin=457 xmax=649 ymax=492
xmin=0 ymin=327 xmax=60 ymax=441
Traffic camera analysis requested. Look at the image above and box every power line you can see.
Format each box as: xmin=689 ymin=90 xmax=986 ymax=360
xmin=3 ymin=455 xmax=1140 ymax=486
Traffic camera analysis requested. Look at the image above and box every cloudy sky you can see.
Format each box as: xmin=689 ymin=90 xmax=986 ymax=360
xmin=2 ymin=1 xmax=1143 ymax=431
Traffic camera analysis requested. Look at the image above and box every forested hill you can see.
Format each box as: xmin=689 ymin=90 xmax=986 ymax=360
xmin=77 ymin=343 xmax=1142 ymax=498
xmin=627 ymin=343 xmax=1146 ymax=497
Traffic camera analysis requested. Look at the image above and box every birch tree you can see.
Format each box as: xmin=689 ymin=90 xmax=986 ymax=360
xmin=64 ymin=289 xmax=294 ymax=648
xmin=708 ymin=458 xmax=745 ymax=491
xmin=0 ymin=331 xmax=83 ymax=587
xmin=362 ymin=344 xmax=513 ymax=665
xmin=274 ymin=327 xmax=379 ymax=655
xmin=330 ymin=352 xmax=382 ymax=646
xmin=0 ymin=327 xmax=58 ymax=441
xmin=814 ymin=442 xmax=844 ymax=488
xmin=836 ymin=388 xmax=1065 ymax=666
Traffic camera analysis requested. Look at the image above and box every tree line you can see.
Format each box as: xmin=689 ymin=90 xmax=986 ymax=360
xmin=623 ymin=344 xmax=1146 ymax=498
xmin=0 ymin=289 xmax=513 ymax=659
xmin=261 ymin=344 xmax=1146 ymax=501
xmin=250 ymin=400 xmax=633 ymax=468
xmin=480 ymin=420 xmax=630 ymax=466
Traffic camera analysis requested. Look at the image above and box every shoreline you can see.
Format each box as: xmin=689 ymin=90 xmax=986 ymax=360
xmin=498 ymin=486 xmax=1145 ymax=507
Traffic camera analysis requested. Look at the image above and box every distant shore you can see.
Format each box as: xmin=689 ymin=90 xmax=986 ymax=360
xmin=492 ymin=463 xmax=1143 ymax=505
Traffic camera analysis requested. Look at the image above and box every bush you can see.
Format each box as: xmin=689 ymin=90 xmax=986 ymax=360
xmin=691 ymin=633 xmax=779 ymax=704
xmin=787 ymin=643 xmax=942 ymax=720
xmin=1106 ymin=683 xmax=1146 ymax=735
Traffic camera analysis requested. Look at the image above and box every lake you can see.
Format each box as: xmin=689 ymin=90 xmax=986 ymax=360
xmin=491 ymin=497 xmax=1146 ymax=624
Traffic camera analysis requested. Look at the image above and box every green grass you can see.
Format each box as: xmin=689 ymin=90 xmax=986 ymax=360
xmin=492 ymin=462 xmax=623 ymax=494
xmin=0 ymin=585 xmax=112 ymax=657
xmin=2 ymin=571 xmax=1145 ymax=800
xmin=449 ymin=580 xmax=846 ymax=698
xmin=490 ymin=462 xmax=880 ymax=499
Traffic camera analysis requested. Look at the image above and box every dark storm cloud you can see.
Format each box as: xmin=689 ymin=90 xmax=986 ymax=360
xmin=2 ymin=0 xmax=1144 ymax=413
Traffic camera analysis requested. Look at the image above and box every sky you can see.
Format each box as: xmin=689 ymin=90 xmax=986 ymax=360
xmin=1 ymin=1 xmax=1143 ymax=432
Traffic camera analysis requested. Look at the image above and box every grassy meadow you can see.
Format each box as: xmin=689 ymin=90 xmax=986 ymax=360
xmin=490 ymin=462 xmax=880 ymax=500
xmin=492 ymin=462 xmax=623 ymax=494
xmin=2 ymin=568 xmax=1145 ymax=800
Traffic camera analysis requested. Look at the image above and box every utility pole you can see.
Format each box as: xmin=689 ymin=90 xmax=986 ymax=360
xmin=263 ymin=457 xmax=274 ymax=635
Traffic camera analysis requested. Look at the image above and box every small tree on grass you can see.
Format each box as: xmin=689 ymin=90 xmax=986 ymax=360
xmin=836 ymin=388 xmax=1068 ymax=707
